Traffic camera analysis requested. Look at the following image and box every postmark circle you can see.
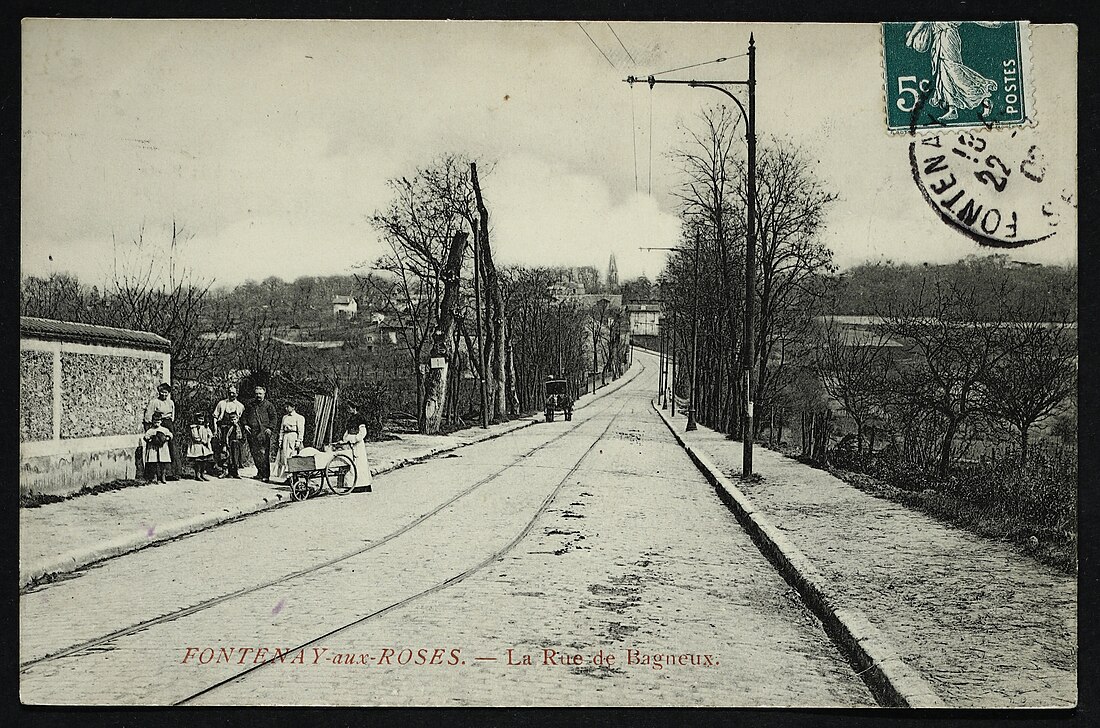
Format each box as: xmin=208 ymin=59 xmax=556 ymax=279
xmin=909 ymin=130 xmax=1067 ymax=248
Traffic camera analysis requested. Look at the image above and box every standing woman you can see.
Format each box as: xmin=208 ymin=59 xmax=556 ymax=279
xmin=340 ymin=405 xmax=373 ymax=492
xmin=143 ymin=382 xmax=176 ymax=480
xmin=273 ymin=404 xmax=306 ymax=482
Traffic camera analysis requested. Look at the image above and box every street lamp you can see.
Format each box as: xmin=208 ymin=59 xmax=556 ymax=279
xmin=626 ymin=34 xmax=758 ymax=476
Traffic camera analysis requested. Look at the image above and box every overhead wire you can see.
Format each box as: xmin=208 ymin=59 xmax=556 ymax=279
xmin=651 ymin=52 xmax=746 ymax=77
xmin=606 ymin=23 xmax=637 ymax=65
xmin=576 ymin=22 xmax=617 ymax=69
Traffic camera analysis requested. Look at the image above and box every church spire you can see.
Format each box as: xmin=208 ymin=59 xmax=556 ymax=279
xmin=608 ymin=253 xmax=619 ymax=290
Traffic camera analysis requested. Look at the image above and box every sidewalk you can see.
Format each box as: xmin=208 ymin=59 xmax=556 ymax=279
xmin=655 ymin=403 xmax=1076 ymax=708
xmin=20 ymin=363 xmax=643 ymax=589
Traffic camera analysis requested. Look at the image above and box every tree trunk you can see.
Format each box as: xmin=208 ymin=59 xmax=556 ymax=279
xmin=414 ymin=360 xmax=425 ymax=434
xmin=422 ymin=231 xmax=469 ymax=434
xmin=505 ymin=324 xmax=520 ymax=416
xmin=470 ymin=162 xmax=507 ymax=423
xmin=1019 ymin=425 xmax=1031 ymax=465
xmin=938 ymin=417 xmax=959 ymax=478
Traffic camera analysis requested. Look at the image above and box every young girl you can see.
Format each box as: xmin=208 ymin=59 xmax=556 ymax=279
xmin=186 ymin=412 xmax=214 ymax=481
xmin=143 ymin=412 xmax=173 ymax=484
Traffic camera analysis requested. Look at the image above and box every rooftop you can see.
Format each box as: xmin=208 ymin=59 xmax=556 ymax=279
xmin=20 ymin=316 xmax=171 ymax=352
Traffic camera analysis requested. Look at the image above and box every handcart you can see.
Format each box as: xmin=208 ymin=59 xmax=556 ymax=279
xmin=286 ymin=444 xmax=357 ymax=502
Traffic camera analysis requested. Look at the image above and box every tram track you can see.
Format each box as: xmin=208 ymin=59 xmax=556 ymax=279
xmin=174 ymin=395 xmax=633 ymax=705
xmin=20 ymin=367 xmax=643 ymax=673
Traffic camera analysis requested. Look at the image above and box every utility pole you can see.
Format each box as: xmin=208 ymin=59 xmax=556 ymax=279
xmin=627 ymin=33 xmax=757 ymax=473
xmin=686 ymin=230 xmax=699 ymax=431
xmin=472 ymin=211 xmax=489 ymax=429
xmin=664 ymin=310 xmax=673 ymax=420
xmin=743 ymin=36 xmax=757 ymax=475
xmin=658 ymin=314 xmax=666 ymax=406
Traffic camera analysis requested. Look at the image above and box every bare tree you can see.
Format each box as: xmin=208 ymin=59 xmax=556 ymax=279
xmin=812 ymin=317 xmax=893 ymax=453
xmin=369 ymin=162 xmax=469 ymax=432
xmin=422 ymin=232 xmax=470 ymax=434
xmin=671 ymin=106 xmax=744 ymax=431
xmin=877 ymin=275 xmax=1009 ymax=477
xmin=669 ymin=111 xmax=837 ymax=437
xmin=980 ymin=315 xmax=1077 ymax=462
xmin=741 ymin=140 xmax=837 ymax=428
xmin=470 ymin=161 xmax=507 ymax=423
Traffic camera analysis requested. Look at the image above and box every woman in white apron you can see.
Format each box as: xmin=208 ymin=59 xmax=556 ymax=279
xmin=341 ymin=409 xmax=373 ymax=492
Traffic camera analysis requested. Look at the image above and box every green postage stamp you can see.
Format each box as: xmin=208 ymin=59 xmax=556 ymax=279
xmin=883 ymin=21 xmax=1030 ymax=131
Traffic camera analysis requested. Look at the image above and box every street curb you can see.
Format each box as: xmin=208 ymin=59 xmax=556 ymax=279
xmin=20 ymin=491 xmax=293 ymax=589
xmin=21 ymin=361 xmax=643 ymax=589
xmin=652 ymin=401 xmax=945 ymax=709
xmin=20 ymin=418 xmax=536 ymax=589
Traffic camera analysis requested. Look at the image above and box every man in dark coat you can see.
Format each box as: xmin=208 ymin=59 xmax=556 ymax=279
xmin=244 ymin=385 xmax=279 ymax=482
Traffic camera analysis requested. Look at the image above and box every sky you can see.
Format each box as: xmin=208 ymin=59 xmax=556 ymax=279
xmin=21 ymin=20 xmax=1077 ymax=289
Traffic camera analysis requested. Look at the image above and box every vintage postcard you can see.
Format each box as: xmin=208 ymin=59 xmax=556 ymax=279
xmin=19 ymin=19 xmax=1077 ymax=708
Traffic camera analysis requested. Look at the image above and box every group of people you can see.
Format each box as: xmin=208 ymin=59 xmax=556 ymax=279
xmin=141 ymin=383 xmax=371 ymax=490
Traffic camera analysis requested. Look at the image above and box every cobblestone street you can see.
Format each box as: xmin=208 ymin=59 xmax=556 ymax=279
xmin=20 ymin=360 xmax=873 ymax=706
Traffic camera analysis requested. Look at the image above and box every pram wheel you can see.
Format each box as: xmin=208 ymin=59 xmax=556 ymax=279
xmin=325 ymin=453 xmax=357 ymax=495
xmin=290 ymin=474 xmax=312 ymax=502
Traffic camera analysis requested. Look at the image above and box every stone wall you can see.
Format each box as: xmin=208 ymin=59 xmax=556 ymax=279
xmin=19 ymin=349 xmax=53 ymax=443
xmin=60 ymin=352 xmax=163 ymax=439
xmin=20 ymin=331 xmax=170 ymax=498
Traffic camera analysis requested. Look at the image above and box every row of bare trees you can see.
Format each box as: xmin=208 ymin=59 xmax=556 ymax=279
xmin=21 ymin=222 xmax=236 ymax=424
xmin=24 ymin=156 xmax=628 ymax=440
xmin=368 ymin=155 xmax=626 ymax=434
xmin=659 ymin=106 xmax=836 ymax=437
xmin=815 ymin=260 xmax=1077 ymax=476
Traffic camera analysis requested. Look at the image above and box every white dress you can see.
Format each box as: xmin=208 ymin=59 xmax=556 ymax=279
xmin=341 ymin=424 xmax=373 ymax=488
xmin=273 ymin=412 xmax=306 ymax=479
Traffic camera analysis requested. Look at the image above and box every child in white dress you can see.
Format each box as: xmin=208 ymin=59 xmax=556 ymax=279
xmin=186 ymin=412 xmax=214 ymax=481
xmin=143 ymin=412 xmax=173 ymax=484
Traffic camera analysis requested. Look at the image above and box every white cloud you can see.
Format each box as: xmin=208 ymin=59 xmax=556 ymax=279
xmin=488 ymin=154 xmax=682 ymax=280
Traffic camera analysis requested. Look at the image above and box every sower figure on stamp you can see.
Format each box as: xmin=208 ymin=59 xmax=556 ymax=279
xmin=244 ymin=385 xmax=279 ymax=483
xmin=905 ymin=21 xmax=1002 ymax=121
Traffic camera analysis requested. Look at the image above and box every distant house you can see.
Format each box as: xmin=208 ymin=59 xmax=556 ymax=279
xmin=549 ymin=280 xmax=585 ymax=298
xmin=198 ymin=330 xmax=239 ymax=342
xmin=625 ymin=301 xmax=661 ymax=337
xmin=379 ymin=323 xmax=409 ymax=345
xmin=271 ymin=335 xmax=345 ymax=350
xmin=332 ymin=295 xmax=358 ymax=318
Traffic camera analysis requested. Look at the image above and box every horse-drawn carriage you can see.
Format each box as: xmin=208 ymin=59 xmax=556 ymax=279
xmin=544 ymin=378 xmax=573 ymax=422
